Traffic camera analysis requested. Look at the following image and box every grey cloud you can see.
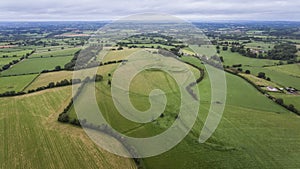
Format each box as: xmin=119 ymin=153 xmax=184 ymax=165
xmin=0 ymin=0 xmax=298 ymax=21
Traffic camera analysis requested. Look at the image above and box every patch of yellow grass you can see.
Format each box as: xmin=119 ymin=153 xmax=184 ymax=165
xmin=240 ymin=73 xmax=281 ymax=88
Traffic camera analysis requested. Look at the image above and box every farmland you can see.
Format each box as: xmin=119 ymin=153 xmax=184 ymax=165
xmin=219 ymin=50 xmax=279 ymax=67
xmin=1 ymin=56 xmax=73 ymax=76
xmin=0 ymin=21 xmax=300 ymax=169
xmin=0 ymin=74 xmax=38 ymax=93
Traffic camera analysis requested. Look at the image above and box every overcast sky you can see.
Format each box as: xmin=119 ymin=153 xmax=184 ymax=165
xmin=0 ymin=0 xmax=299 ymax=21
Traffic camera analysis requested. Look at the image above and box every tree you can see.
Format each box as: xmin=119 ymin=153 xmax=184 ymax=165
xmin=245 ymin=70 xmax=251 ymax=74
xmin=58 ymin=113 xmax=69 ymax=123
xmin=55 ymin=65 xmax=61 ymax=71
xmin=219 ymin=56 xmax=224 ymax=62
xmin=258 ymin=72 xmax=266 ymax=79
xmin=48 ymin=82 xmax=55 ymax=88
xmin=222 ymin=46 xmax=228 ymax=51
xmin=108 ymin=80 xmax=111 ymax=86
xmin=288 ymin=104 xmax=295 ymax=112
xmin=275 ymin=98 xmax=284 ymax=105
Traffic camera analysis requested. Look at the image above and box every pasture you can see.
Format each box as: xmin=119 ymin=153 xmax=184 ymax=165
xmin=244 ymin=41 xmax=274 ymax=51
xmin=266 ymin=63 xmax=300 ymax=78
xmin=270 ymin=93 xmax=300 ymax=110
xmin=30 ymin=48 xmax=80 ymax=58
xmin=244 ymin=67 xmax=300 ymax=90
xmin=219 ymin=50 xmax=278 ymax=67
xmin=0 ymin=56 xmax=73 ymax=76
xmin=0 ymin=74 xmax=38 ymax=93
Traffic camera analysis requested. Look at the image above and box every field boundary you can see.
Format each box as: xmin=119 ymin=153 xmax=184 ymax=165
xmin=21 ymin=73 xmax=41 ymax=92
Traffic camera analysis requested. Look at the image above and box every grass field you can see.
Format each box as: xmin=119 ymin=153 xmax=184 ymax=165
xmin=244 ymin=41 xmax=274 ymax=51
xmin=0 ymin=74 xmax=38 ymax=93
xmin=0 ymin=57 xmax=19 ymax=67
xmin=215 ymin=50 xmax=300 ymax=89
xmin=266 ymin=64 xmax=300 ymax=78
xmin=190 ymin=45 xmax=217 ymax=57
xmin=219 ymin=50 xmax=278 ymax=67
xmin=239 ymin=73 xmax=282 ymax=88
xmin=0 ymin=86 xmax=137 ymax=169
xmin=270 ymin=93 xmax=300 ymax=110
xmin=244 ymin=67 xmax=300 ymax=90
xmin=0 ymin=56 xmax=73 ymax=76
xmin=30 ymin=48 xmax=80 ymax=58
xmin=0 ymin=49 xmax=33 ymax=57
xmin=0 ymin=49 xmax=34 ymax=67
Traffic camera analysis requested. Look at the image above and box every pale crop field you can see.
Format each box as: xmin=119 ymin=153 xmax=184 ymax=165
xmin=0 ymin=86 xmax=137 ymax=169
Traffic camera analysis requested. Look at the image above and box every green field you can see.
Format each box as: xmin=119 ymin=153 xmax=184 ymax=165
xmin=244 ymin=41 xmax=274 ymax=51
xmin=0 ymin=56 xmax=73 ymax=76
xmin=219 ymin=50 xmax=278 ymax=67
xmin=0 ymin=49 xmax=34 ymax=67
xmin=0 ymin=74 xmax=38 ymax=93
xmin=30 ymin=48 xmax=80 ymax=58
xmin=0 ymin=86 xmax=137 ymax=169
xmin=270 ymin=93 xmax=300 ymax=110
xmin=244 ymin=67 xmax=300 ymax=90
xmin=0 ymin=57 xmax=19 ymax=67
xmin=266 ymin=64 xmax=300 ymax=78
xmin=0 ymin=49 xmax=33 ymax=57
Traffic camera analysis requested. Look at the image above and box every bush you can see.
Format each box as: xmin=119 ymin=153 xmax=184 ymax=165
xmin=258 ymin=72 xmax=266 ymax=79
xmin=58 ymin=113 xmax=69 ymax=123
xmin=275 ymin=98 xmax=284 ymax=105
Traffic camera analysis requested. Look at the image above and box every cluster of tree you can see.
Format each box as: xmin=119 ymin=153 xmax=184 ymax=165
xmin=64 ymin=49 xmax=81 ymax=70
xmin=230 ymin=45 xmax=262 ymax=58
xmin=200 ymin=55 xmax=223 ymax=69
xmin=232 ymin=64 xmax=242 ymax=68
xmin=0 ymin=91 xmax=26 ymax=97
xmin=65 ymin=46 xmax=102 ymax=70
xmin=257 ymin=72 xmax=271 ymax=81
xmin=118 ymin=33 xmax=182 ymax=48
xmin=266 ymin=43 xmax=298 ymax=60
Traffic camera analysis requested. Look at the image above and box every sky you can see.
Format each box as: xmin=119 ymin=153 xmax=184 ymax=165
xmin=0 ymin=0 xmax=299 ymax=21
